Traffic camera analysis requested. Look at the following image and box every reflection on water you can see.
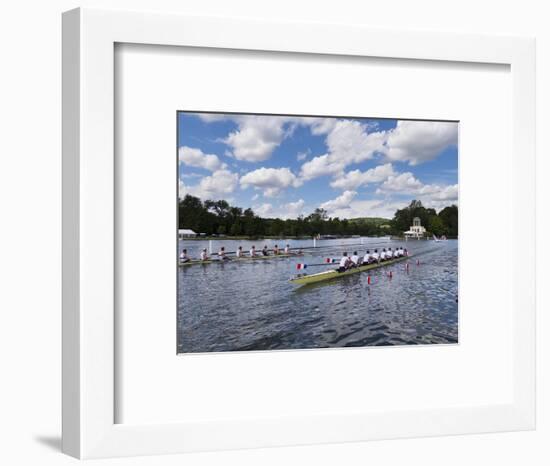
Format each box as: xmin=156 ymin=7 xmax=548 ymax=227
xmin=177 ymin=238 xmax=458 ymax=353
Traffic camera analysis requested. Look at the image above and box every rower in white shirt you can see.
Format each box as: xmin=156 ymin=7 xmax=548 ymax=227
xmin=236 ymin=246 xmax=244 ymax=258
xmin=350 ymin=251 xmax=360 ymax=267
xmin=200 ymin=248 xmax=209 ymax=261
xmin=363 ymin=250 xmax=372 ymax=264
xmin=218 ymin=246 xmax=230 ymax=260
xmin=250 ymin=245 xmax=256 ymax=257
xmin=398 ymin=247 xmax=404 ymax=257
xmin=387 ymin=248 xmax=394 ymax=259
xmin=372 ymin=249 xmax=380 ymax=262
xmin=179 ymin=248 xmax=190 ymax=263
xmin=338 ymin=252 xmax=352 ymax=272
xmin=380 ymin=249 xmax=387 ymax=261
xmin=284 ymin=244 xmax=290 ymax=254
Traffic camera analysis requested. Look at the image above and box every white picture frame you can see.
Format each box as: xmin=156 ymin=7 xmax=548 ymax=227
xmin=62 ymin=7 xmax=535 ymax=459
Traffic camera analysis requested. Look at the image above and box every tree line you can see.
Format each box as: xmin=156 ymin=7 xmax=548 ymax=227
xmin=391 ymin=200 xmax=458 ymax=237
xmin=178 ymin=195 xmax=458 ymax=238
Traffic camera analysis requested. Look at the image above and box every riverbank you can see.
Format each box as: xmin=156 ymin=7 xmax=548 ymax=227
xmin=179 ymin=235 xmax=391 ymax=241
xmin=390 ymin=236 xmax=459 ymax=240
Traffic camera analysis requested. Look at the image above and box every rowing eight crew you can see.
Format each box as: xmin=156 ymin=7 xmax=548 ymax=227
xmin=179 ymin=244 xmax=299 ymax=263
xmin=338 ymin=247 xmax=408 ymax=272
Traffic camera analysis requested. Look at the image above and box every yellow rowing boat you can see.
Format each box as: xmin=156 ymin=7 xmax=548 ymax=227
xmin=290 ymin=256 xmax=409 ymax=285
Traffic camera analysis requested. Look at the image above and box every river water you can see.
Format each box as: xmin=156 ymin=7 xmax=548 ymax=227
xmin=177 ymin=237 xmax=458 ymax=353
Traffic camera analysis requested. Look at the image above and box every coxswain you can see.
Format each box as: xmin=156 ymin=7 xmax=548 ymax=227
xmin=179 ymin=248 xmax=190 ymax=263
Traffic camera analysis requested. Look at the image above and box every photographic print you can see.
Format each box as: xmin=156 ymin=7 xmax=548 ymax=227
xmin=177 ymin=112 xmax=458 ymax=353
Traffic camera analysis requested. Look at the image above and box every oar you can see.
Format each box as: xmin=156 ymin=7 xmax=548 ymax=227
xmin=208 ymin=248 xmax=303 ymax=256
xmin=295 ymin=258 xmax=338 ymax=270
xmin=197 ymin=240 xmax=394 ymax=256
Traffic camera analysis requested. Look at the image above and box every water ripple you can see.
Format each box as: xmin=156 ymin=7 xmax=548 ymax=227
xmin=178 ymin=238 xmax=458 ymax=352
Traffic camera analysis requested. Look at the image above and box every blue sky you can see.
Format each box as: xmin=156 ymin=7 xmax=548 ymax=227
xmin=178 ymin=112 xmax=458 ymax=219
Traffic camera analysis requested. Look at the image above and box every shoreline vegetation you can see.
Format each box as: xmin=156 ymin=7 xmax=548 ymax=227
xmin=179 ymin=196 xmax=458 ymax=240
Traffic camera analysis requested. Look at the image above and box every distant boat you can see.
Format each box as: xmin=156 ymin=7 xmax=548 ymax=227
xmin=433 ymin=234 xmax=447 ymax=242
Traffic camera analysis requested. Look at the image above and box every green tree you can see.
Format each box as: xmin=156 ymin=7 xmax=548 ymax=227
xmin=438 ymin=205 xmax=458 ymax=237
xmin=178 ymin=194 xmax=458 ymax=240
xmin=428 ymin=215 xmax=445 ymax=236
xmin=229 ymin=222 xmax=241 ymax=236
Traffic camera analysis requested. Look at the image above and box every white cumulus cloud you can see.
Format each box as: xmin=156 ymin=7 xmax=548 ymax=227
xmin=377 ymin=172 xmax=424 ymax=194
xmin=178 ymin=179 xmax=187 ymax=199
xmin=298 ymin=120 xmax=387 ymax=182
xmin=384 ymin=120 xmax=458 ymax=165
xmin=254 ymin=203 xmax=275 ymax=217
xmin=178 ymin=146 xmax=224 ymax=172
xmin=184 ymin=169 xmax=239 ymax=200
xmin=320 ymin=190 xmax=357 ymax=213
xmin=319 ymin=193 xmax=406 ymax=219
xmin=325 ymin=120 xmax=387 ymax=166
xmin=196 ymin=113 xmax=228 ymax=123
xmin=295 ymin=117 xmax=338 ymax=135
xmin=253 ymin=199 xmax=307 ymax=219
xmin=327 ymin=199 xmax=408 ymax=220
xmin=296 ymin=149 xmax=310 ymax=162
xmin=240 ymin=167 xmax=300 ymax=197
xmin=419 ymin=184 xmax=459 ymax=210
xmin=286 ymin=199 xmax=306 ymax=218
xmin=223 ymin=116 xmax=290 ymax=162
xmin=330 ymin=163 xmax=395 ymax=190
xmin=299 ymin=154 xmax=345 ymax=181
xmin=427 ymin=184 xmax=458 ymax=201
xmin=377 ymin=172 xmax=458 ymax=210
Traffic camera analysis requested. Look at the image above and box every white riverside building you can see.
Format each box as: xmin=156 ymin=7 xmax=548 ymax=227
xmin=403 ymin=217 xmax=426 ymax=240
xmin=178 ymin=229 xmax=197 ymax=239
